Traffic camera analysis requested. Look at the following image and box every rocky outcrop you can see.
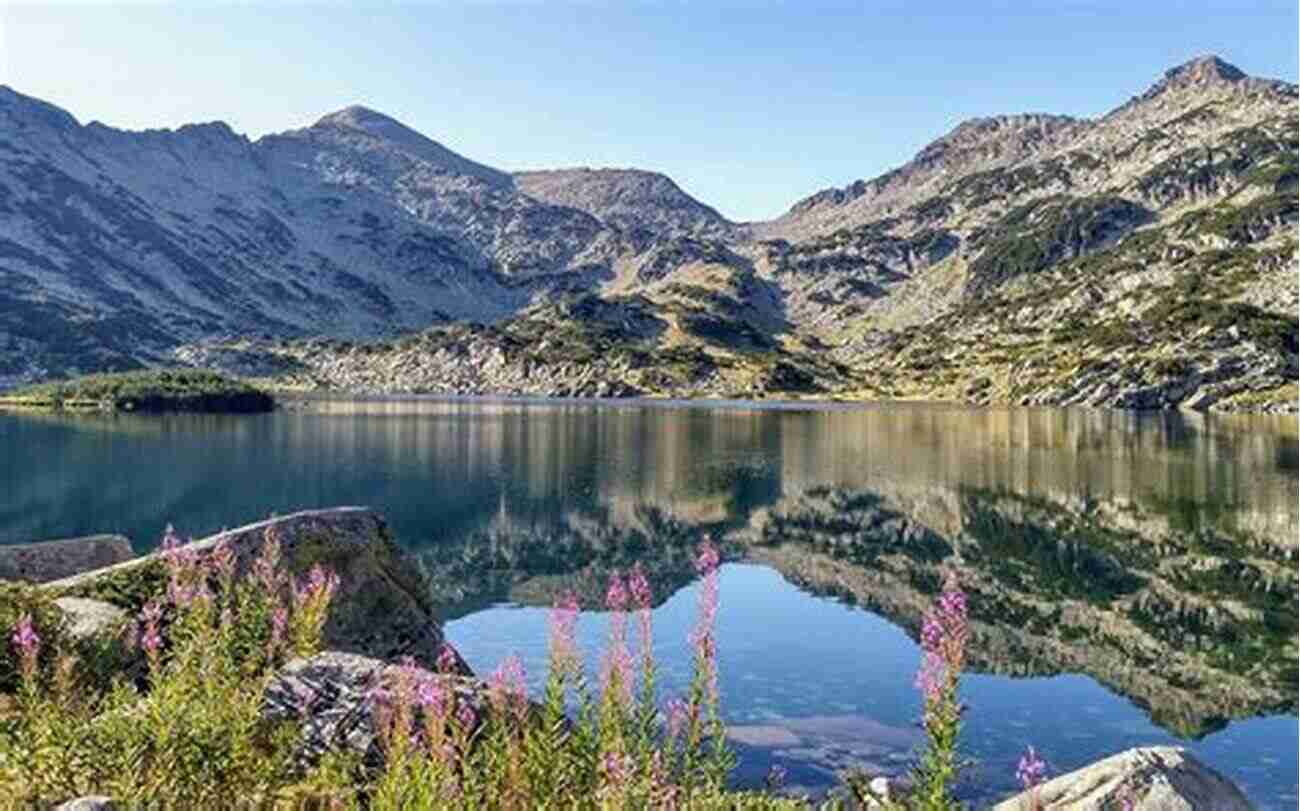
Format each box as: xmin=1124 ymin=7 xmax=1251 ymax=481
xmin=991 ymin=746 xmax=1253 ymax=810
xmin=0 ymin=534 xmax=134 ymax=583
xmin=46 ymin=508 xmax=469 ymax=673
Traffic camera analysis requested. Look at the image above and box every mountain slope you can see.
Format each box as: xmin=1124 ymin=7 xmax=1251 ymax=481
xmin=1 ymin=55 xmax=1296 ymax=412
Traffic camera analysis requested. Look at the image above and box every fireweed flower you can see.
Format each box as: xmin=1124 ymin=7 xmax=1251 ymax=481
xmin=11 ymin=613 xmax=40 ymax=681
xmin=456 ymin=701 xmax=477 ymax=732
xmin=416 ymin=674 xmax=448 ymax=718
xmin=628 ymin=564 xmax=654 ymax=667
xmin=252 ymin=528 xmax=282 ymax=592
xmin=1017 ymin=745 xmax=1048 ymax=790
xmin=489 ymin=654 xmax=528 ymax=721
xmin=548 ymin=592 xmax=581 ymax=675
xmin=601 ymin=573 xmax=633 ymax=703
xmin=436 ymin=643 xmax=460 ymax=675
xmin=268 ymin=605 xmax=288 ymax=656
xmin=10 ymin=613 xmax=39 ymax=657
xmin=140 ymin=601 xmax=164 ymax=657
xmin=690 ymin=539 xmax=722 ymax=703
xmin=208 ymin=540 xmax=236 ymax=585
xmin=665 ymin=697 xmax=690 ymax=740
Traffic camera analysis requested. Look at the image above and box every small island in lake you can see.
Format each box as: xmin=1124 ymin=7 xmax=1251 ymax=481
xmin=0 ymin=369 xmax=275 ymax=414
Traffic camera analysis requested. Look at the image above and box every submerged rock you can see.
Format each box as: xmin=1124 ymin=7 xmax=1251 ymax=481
xmin=0 ymin=534 xmax=134 ymax=584
xmin=991 ymin=746 xmax=1253 ymax=810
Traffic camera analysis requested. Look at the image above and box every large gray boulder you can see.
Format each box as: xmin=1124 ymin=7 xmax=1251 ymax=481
xmin=992 ymin=746 xmax=1254 ymax=810
xmin=54 ymin=798 xmax=117 ymax=811
xmin=54 ymin=597 xmax=127 ymax=641
xmin=262 ymin=651 xmax=503 ymax=770
xmin=46 ymin=508 xmax=469 ymax=673
xmin=0 ymin=534 xmax=134 ymax=583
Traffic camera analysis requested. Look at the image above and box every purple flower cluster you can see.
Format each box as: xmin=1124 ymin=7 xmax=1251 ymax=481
xmin=489 ymin=654 xmax=528 ymax=721
xmin=548 ymin=592 xmax=581 ymax=676
xmin=10 ymin=613 xmax=40 ymax=682
xmin=10 ymin=613 xmax=39 ymax=657
xmin=436 ymin=642 xmax=462 ymax=675
xmin=914 ymin=575 xmax=969 ymax=705
xmin=600 ymin=573 xmax=634 ymax=703
xmin=690 ymin=538 xmax=721 ymax=703
xmin=140 ymin=601 xmax=164 ymax=657
xmin=1017 ymin=745 xmax=1047 ymax=790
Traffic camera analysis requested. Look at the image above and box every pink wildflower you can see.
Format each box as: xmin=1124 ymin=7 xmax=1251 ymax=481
xmin=548 ymin=592 xmax=581 ymax=675
xmin=489 ymin=654 xmax=528 ymax=724
xmin=140 ymin=600 xmax=164 ymax=656
xmin=436 ymin=643 xmax=461 ymax=675
xmin=605 ymin=572 xmax=629 ymax=612
xmin=10 ymin=613 xmax=39 ymax=657
xmin=601 ymin=573 xmax=633 ymax=703
xmin=1017 ymin=745 xmax=1048 ymax=790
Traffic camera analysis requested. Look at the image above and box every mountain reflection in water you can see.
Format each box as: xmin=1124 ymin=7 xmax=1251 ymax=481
xmin=1 ymin=400 xmax=1295 ymax=803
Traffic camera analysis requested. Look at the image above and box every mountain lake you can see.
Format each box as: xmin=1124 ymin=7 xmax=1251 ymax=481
xmin=2 ymin=398 xmax=1296 ymax=806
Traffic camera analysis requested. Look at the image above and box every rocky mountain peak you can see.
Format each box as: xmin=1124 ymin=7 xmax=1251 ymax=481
xmin=912 ymin=112 xmax=1082 ymax=169
xmin=1163 ymin=54 xmax=1247 ymax=86
xmin=306 ymin=103 xmax=512 ymax=188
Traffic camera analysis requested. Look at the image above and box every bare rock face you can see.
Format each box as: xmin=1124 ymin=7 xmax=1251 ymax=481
xmin=46 ymin=508 xmax=468 ymax=672
xmin=0 ymin=534 xmax=134 ymax=584
xmin=991 ymin=747 xmax=1254 ymax=810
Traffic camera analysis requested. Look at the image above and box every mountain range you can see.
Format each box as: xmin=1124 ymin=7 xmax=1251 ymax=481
xmin=1 ymin=55 xmax=1295 ymax=411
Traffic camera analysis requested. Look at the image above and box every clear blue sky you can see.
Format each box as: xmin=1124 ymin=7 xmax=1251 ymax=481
xmin=2 ymin=1 xmax=1296 ymax=221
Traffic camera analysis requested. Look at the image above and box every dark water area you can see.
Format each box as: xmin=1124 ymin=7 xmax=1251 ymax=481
xmin=3 ymin=398 xmax=1297 ymax=806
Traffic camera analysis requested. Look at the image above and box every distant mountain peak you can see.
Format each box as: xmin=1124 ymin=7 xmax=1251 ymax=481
xmin=314 ymin=104 xmax=403 ymax=131
xmin=305 ymin=103 xmax=512 ymax=188
xmin=1163 ymin=54 xmax=1247 ymax=85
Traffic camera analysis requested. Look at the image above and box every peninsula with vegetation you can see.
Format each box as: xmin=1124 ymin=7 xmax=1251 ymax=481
xmin=0 ymin=369 xmax=275 ymax=413
xmin=0 ymin=55 xmax=1295 ymax=412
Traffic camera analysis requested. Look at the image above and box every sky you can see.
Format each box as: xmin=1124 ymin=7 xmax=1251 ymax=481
xmin=2 ymin=1 xmax=1296 ymax=221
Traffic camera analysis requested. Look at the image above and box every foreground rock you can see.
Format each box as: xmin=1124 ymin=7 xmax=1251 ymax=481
xmin=992 ymin=746 xmax=1253 ymax=810
xmin=54 ymin=798 xmax=117 ymax=811
xmin=262 ymin=651 xmax=505 ymax=769
xmin=45 ymin=508 xmax=469 ymax=673
xmin=0 ymin=534 xmax=134 ymax=583
xmin=53 ymin=597 xmax=127 ymax=641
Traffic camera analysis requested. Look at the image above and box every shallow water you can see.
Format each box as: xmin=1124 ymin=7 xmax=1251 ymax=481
xmin=2 ymin=399 xmax=1296 ymax=806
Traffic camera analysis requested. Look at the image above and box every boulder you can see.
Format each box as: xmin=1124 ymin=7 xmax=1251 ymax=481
xmin=45 ymin=508 xmax=469 ymax=674
xmin=54 ymin=597 xmax=127 ymax=641
xmin=991 ymin=746 xmax=1253 ymax=810
xmin=55 ymin=798 xmax=117 ymax=811
xmin=262 ymin=651 xmax=504 ymax=770
xmin=0 ymin=534 xmax=134 ymax=583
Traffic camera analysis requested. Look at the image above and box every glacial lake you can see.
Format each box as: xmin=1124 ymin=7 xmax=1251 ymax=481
xmin=2 ymin=398 xmax=1297 ymax=807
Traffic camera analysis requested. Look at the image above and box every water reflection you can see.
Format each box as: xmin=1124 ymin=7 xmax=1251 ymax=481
xmin=1 ymin=399 xmax=1295 ymax=802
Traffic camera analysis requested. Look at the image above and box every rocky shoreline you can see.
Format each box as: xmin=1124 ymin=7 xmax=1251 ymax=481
xmin=0 ymin=508 xmax=1266 ymax=808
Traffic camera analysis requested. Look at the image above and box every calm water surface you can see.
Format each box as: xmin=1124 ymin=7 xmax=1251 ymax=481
xmin=3 ymin=399 xmax=1297 ymax=806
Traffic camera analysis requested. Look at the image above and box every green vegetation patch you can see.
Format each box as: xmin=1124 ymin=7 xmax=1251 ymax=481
xmin=2 ymin=369 xmax=275 ymax=413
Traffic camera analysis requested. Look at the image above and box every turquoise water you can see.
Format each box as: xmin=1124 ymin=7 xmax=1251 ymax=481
xmin=2 ymin=399 xmax=1296 ymax=805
